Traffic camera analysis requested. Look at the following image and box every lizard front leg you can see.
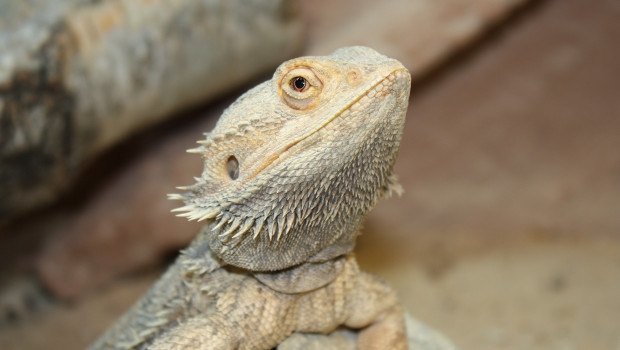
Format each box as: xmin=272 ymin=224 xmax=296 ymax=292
xmin=293 ymin=255 xmax=407 ymax=350
xmin=346 ymin=271 xmax=407 ymax=350
xmin=149 ymin=275 xmax=299 ymax=350
xmin=285 ymin=254 xmax=408 ymax=350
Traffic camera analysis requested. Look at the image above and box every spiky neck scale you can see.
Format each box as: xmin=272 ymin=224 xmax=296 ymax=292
xmin=170 ymin=46 xmax=411 ymax=272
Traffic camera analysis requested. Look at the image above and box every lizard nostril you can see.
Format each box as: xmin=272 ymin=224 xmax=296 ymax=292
xmin=227 ymin=156 xmax=239 ymax=180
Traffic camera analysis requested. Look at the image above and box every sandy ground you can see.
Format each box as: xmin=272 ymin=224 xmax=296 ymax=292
xmin=1 ymin=0 xmax=619 ymax=349
xmin=360 ymin=237 xmax=620 ymax=350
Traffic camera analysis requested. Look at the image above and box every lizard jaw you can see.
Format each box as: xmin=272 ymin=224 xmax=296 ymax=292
xmin=248 ymin=67 xmax=410 ymax=183
xmin=169 ymin=67 xmax=410 ymax=225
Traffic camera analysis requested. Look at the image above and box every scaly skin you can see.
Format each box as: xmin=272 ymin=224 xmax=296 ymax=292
xmin=89 ymin=46 xmax=411 ymax=349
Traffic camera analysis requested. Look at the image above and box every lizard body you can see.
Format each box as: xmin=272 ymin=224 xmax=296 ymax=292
xmin=90 ymin=46 xmax=411 ymax=349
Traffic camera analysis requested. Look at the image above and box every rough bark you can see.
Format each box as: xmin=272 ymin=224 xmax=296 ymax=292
xmin=0 ymin=0 xmax=302 ymax=222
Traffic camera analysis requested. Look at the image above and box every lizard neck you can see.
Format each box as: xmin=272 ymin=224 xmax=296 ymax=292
xmin=253 ymin=255 xmax=348 ymax=294
xmin=182 ymin=226 xmax=357 ymax=294
xmin=252 ymin=230 xmax=360 ymax=293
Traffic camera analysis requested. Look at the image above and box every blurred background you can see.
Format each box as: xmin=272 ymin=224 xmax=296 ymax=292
xmin=1 ymin=0 xmax=619 ymax=349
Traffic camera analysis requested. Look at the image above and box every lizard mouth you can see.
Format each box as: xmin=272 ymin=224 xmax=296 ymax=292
xmin=251 ymin=67 xmax=409 ymax=180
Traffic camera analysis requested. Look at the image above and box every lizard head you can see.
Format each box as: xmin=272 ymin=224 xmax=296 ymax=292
xmin=170 ymin=46 xmax=411 ymax=271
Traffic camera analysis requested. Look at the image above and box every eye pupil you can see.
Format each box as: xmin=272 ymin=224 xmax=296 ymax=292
xmin=227 ymin=156 xmax=239 ymax=180
xmin=292 ymin=76 xmax=306 ymax=91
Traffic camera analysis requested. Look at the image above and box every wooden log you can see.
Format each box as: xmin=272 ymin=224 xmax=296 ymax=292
xmin=0 ymin=0 xmax=302 ymax=222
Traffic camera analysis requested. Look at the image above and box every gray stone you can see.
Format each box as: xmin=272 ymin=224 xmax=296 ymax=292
xmin=278 ymin=312 xmax=459 ymax=350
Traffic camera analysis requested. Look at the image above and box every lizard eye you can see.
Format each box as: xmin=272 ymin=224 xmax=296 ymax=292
xmin=227 ymin=156 xmax=239 ymax=180
xmin=291 ymin=76 xmax=307 ymax=92
xmin=280 ymin=67 xmax=322 ymax=110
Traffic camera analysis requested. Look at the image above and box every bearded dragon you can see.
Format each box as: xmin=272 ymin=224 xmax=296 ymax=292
xmin=89 ymin=46 xmax=412 ymax=350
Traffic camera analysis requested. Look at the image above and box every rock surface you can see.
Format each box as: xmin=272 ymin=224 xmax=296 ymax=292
xmin=278 ymin=312 xmax=459 ymax=350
